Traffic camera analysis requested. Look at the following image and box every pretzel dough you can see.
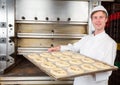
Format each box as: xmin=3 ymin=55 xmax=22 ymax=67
xmin=51 ymin=52 xmax=64 ymax=57
xmin=55 ymin=61 xmax=70 ymax=67
xmin=81 ymin=64 xmax=97 ymax=71
xmin=93 ymin=62 xmax=110 ymax=69
xmin=40 ymin=52 xmax=53 ymax=58
xmin=67 ymin=66 xmax=84 ymax=74
xmin=62 ymin=51 xmax=73 ymax=56
xmin=81 ymin=58 xmax=95 ymax=63
xmin=28 ymin=53 xmax=40 ymax=59
xmin=47 ymin=57 xmax=59 ymax=62
xmin=72 ymin=54 xmax=85 ymax=59
xmin=41 ymin=61 xmax=56 ymax=68
xmin=50 ymin=68 xmax=67 ymax=77
xmin=59 ymin=55 xmax=72 ymax=60
xmin=69 ymin=59 xmax=82 ymax=65
xmin=34 ymin=57 xmax=46 ymax=63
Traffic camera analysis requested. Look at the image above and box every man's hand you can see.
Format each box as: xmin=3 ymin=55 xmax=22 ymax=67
xmin=48 ymin=46 xmax=61 ymax=52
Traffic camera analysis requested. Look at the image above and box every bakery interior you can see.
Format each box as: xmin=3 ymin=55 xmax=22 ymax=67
xmin=0 ymin=0 xmax=120 ymax=85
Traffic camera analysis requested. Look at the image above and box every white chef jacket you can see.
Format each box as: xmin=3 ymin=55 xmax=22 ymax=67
xmin=60 ymin=31 xmax=117 ymax=85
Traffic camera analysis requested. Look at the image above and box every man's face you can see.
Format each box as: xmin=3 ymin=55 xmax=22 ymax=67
xmin=91 ymin=11 xmax=108 ymax=31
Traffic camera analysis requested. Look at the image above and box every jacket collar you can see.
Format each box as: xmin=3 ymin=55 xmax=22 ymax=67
xmin=91 ymin=31 xmax=106 ymax=38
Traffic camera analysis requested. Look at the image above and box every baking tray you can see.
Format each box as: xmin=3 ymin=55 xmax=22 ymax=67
xmin=23 ymin=51 xmax=118 ymax=80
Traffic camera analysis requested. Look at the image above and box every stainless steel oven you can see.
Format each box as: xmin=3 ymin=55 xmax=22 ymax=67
xmin=0 ymin=0 xmax=112 ymax=84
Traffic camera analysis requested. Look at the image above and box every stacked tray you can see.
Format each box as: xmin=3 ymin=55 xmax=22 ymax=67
xmin=24 ymin=51 xmax=118 ymax=80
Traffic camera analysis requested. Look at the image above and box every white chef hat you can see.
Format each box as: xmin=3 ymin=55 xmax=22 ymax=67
xmin=90 ymin=5 xmax=108 ymax=18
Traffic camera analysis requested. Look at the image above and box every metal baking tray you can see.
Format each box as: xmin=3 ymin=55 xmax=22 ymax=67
xmin=23 ymin=51 xmax=118 ymax=80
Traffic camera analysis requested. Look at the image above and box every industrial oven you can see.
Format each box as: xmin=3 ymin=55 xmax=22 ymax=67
xmin=0 ymin=0 xmax=114 ymax=84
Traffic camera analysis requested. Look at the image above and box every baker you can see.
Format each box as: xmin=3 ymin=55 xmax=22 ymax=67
xmin=48 ymin=5 xmax=117 ymax=85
